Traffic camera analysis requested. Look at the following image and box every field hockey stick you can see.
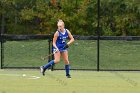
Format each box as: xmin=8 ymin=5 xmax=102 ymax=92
xmin=40 ymin=49 xmax=58 ymax=61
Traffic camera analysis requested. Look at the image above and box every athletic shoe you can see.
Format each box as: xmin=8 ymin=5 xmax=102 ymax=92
xmin=40 ymin=66 xmax=45 ymax=76
xmin=66 ymin=74 xmax=71 ymax=78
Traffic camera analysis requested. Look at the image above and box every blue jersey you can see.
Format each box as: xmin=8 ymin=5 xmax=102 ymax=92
xmin=53 ymin=29 xmax=69 ymax=52
xmin=56 ymin=29 xmax=68 ymax=45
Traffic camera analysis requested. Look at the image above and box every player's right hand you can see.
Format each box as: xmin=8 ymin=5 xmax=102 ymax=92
xmin=63 ymin=44 xmax=69 ymax=49
xmin=54 ymin=48 xmax=59 ymax=53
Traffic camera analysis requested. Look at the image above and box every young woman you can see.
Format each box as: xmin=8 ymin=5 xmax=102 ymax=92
xmin=40 ymin=20 xmax=74 ymax=78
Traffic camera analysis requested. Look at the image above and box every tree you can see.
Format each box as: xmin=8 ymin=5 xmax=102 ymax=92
xmin=100 ymin=0 xmax=140 ymax=36
xmin=0 ymin=0 xmax=140 ymax=36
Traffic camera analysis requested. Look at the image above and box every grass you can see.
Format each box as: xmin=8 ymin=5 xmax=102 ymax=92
xmin=0 ymin=69 xmax=140 ymax=93
xmin=2 ymin=40 xmax=140 ymax=70
xmin=4 ymin=40 xmax=49 ymax=67
xmin=100 ymin=40 xmax=140 ymax=70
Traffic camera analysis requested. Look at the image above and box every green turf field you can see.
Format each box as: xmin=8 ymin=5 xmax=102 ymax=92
xmin=0 ymin=69 xmax=140 ymax=93
xmin=3 ymin=40 xmax=140 ymax=70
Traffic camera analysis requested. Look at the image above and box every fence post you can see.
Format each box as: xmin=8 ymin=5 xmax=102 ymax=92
xmin=51 ymin=33 xmax=54 ymax=71
xmin=97 ymin=0 xmax=100 ymax=71
xmin=0 ymin=35 xmax=4 ymax=69
xmin=48 ymin=38 xmax=51 ymax=62
xmin=0 ymin=40 xmax=2 ymax=69
xmin=48 ymin=34 xmax=54 ymax=71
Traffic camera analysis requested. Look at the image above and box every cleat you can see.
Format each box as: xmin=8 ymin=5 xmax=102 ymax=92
xmin=66 ymin=74 xmax=71 ymax=78
xmin=40 ymin=66 xmax=45 ymax=76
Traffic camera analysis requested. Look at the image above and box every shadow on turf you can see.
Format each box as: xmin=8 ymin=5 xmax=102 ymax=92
xmin=109 ymin=71 xmax=138 ymax=87
xmin=46 ymin=72 xmax=68 ymax=86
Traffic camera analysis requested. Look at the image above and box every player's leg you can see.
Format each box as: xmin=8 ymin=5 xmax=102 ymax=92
xmin=61 ymin=51 xmax=71 ymax=78
xmin=40 ymin=51 xmax=60 ymax=75
xmin=44 ymin=51 xmax=60 ymax=69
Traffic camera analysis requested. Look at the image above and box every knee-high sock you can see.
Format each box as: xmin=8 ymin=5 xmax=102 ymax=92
xmin=65 ymin=64 xmax=70 ymax=76
xmin=43 ymin=60 xmax=55 ymax=70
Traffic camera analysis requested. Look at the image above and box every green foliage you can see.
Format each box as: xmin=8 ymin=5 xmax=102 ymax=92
xmin=100 ymin=0 xmax=140 ymax=36
xmin=0 ymin=0 xmax=140 ymax=35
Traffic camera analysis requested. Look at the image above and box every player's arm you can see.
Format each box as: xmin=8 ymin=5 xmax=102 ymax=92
xmin=63 ymin=30 xmax=74 ymax=49
xmin=53 ymin=31 xmax=59 ymax=51
xmin=67 ymin=30 xmax=74 ymax=46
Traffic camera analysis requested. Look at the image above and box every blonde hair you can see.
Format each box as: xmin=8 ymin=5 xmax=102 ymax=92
xmin=57 ymin=19 xmax=64 ymax=26
xmin=57 ymin=19 xmax=63 ymax=22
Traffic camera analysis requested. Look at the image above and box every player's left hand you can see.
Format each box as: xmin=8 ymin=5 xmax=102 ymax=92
xmin=63 ymin=44 xmax=69 ymax=49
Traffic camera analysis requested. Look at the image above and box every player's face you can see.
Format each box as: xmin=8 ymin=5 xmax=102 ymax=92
xmin=57 ymin=22 xmax=64 ymax=31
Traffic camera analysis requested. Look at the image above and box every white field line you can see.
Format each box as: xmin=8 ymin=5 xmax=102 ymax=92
xmin=28 ymin=76 xmax=41 ymax=79
xmin=0 ymin=73 xmax=41 ymax=80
